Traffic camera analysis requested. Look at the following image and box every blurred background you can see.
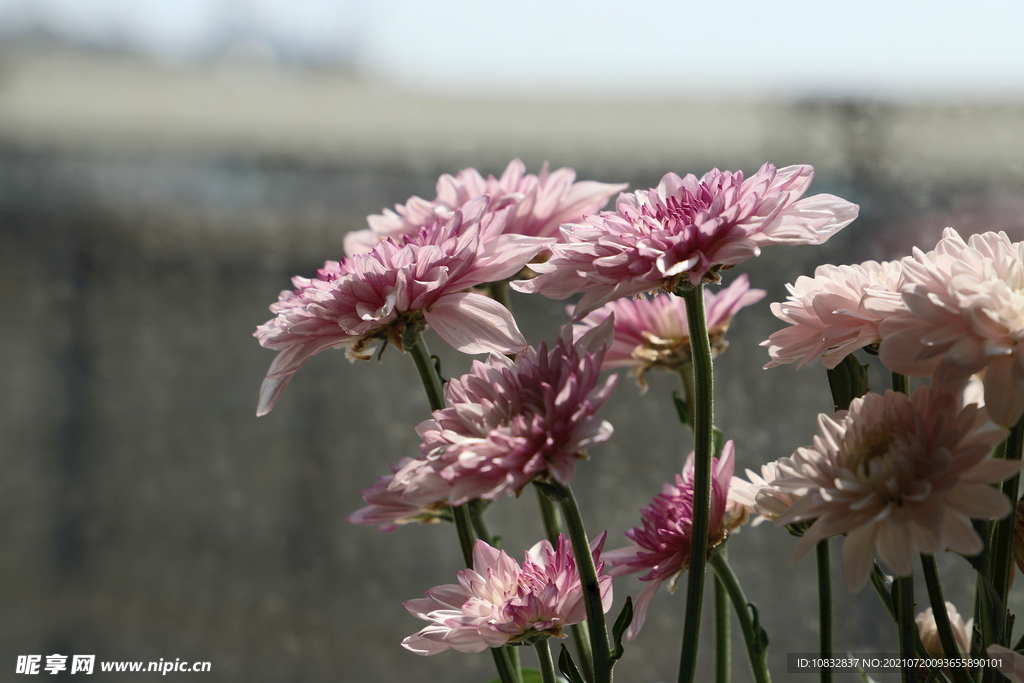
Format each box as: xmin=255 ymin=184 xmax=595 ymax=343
xmin=3 ymin=1 xmax=1024 ymax=681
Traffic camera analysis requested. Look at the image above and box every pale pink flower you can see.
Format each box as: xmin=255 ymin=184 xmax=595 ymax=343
xmin=774 ymin=387 xmax=1020 ymax=592
xmin=254 ymin=198 xmax=554 ymax=415
xmin=347 ymin=458 xmax=452 ymax=532
xmin=345 ymin=159 xmax=626 ymax=254
xmin=988 ymin=644 xmax=1024 ymax=682
xmin=763 ymin=259 xmax=905 ymax=369
xmin=604 ymin=441 xmax=737 ymax=640
xmin=916 ymin=602 xmax=972 ymax=657
xmin=411 ymin=320 xmax=617 ymax=505
xmin=402 ymin=535 xmax=613 ymax=655
xmin=878 ymin=228 xmax=1024 ymax=426
xmin=728 ymin=461 xmax=801 ymax=526
xmin=572 ymin=274 xmax=765 ymax=390
xmin=513 ymin=164 xmax=858 ymax=318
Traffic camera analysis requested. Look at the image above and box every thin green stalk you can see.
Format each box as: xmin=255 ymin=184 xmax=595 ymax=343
xmin=550 ymin=481 xmax=613 ymax=683
xmin=404 ymin=325 xmax=446 ymax=412
xmin=891 ymin=372 xmax=910 ymax=395
xmin=405 ymin=327 xmax=519 ymax=683
xmin=709 ymin=552 xmax=771 ymax=683
xmin=469 ymin=499 xmax=494 ymax=546
xmin=816 ymin=540 xmax=833 ymax=683
xmin=715 ymin=573 xmax=730 ymax=683
xmin=678 ymin=284 xmax=715 ymax=683
xmin=536 ymin=640 xmax=557 ymax=683
xmin=894 ymin=574 xmax=916 ymax=683
xmin=535 ymin=484 xmax=594 ymax=683
xmin=990 ymin=414 xmax=1024 ymax=646
xmin=921 ymin=554 xmax=972 ymax=683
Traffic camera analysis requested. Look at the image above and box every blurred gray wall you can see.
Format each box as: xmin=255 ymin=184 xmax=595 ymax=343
xmin=4 ymin=44 xmax=1024 ymax=682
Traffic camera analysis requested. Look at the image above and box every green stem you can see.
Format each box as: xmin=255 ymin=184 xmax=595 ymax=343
xmin=550 ymin=481 xmax=613 ymax=683
xmin=536 ymin=640 xmax=557 ymax=683
xmin=991 ymin=414 xmax=1024 ymax=647
xmin=678 ymin=284 xmax=715 ymax=683
xmin=816 ymin=540 xmax=833 ymax=683
xmin=709 ymin=552 xmax=771 ymax=683
xmin=891 ymin=371 xmax=910 ymax=395
xmin=405 ymin=327 xmax=519 ymax=683
xmin=535 ymin=484 xmax=594 ymax=683
xmin=894 ymin=574 xmax=916 ymax=683
xmin=921 ymin=554 xmax=972 ymax=683
xmin=469 ymin=499 xmax=494 ymax=546
xmin=715 ymin=573 xmax=730 ymax=683
xmin=404 ymin=326 xmax=446 ymax=412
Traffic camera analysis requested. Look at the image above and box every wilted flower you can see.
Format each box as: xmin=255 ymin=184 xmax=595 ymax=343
xmin=513 ymin=163 xmax=858 ymax=318
xmin=879 ymin=229 xmax=1024 ymax=426
xmin=763 ymin=259 xmax=905 ymax=369
xmin=411 ymin=320 xmax=617 ymax=505
xmin=916 ymin=602 xmax=973 ymax=657
xmin=572 ymin=274 xmax=765 ymax=390
xmin=402 ymin=535 xmax=613 ymax=655
xmin=774 ymin=387 xmax=1020 ymax=591
xmin=347 ymin=459 xmax=452 ymax=532
xmin=604 ymin=441 xmax=737 ymax=640
xmin=254 ymin=198 xmax=554 ymax=415
xmin=344 ymin=158 xmax=626 ymax=254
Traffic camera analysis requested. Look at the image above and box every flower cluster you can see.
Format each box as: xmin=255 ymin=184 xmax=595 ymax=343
xmin=409 ymin=320 xmax=617 ymax=505
xmin=572 ymin=274 xmax=764 ymax=390
xmin=514 ymin=163 xmax=858 ymax=318
xmin=402 ymin=535 xmax=612 ymax=655
xmin=766 ymin=228 xmax=1024 ymax=426
xmin=345 ymin=158 xmax=626 ymax=254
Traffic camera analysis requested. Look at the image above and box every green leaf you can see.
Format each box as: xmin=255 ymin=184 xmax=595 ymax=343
xmin=826 ymin=353 xmax=870 ymax=412
xmin=557 ymin=644 xmax=587 ymax=683
xmin=610 ymin=595 xmax=633 ymax=661
xmin=748 ymin=601 xmax=769 ymax=651
xmin=672 ymin=391 xmax=689 ymax=426
xmin=712 ymin=427 xmax=725 ymax=458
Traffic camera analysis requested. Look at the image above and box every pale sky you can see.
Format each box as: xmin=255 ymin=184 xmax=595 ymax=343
xmin=1 ymin=0 xmax=1023 ymax=99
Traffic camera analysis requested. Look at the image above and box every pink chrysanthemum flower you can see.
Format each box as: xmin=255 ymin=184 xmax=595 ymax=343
xmin=344 ymin=158 xmax=627 ymax=255
xmin=402 ymin=535 xmax=613 ymax=655
xmin=604 ymin=441 xmax=737 ymax=640
xmin=409 ymin=320 xmax=617 ymax=505
xmin=572 ymin=274 xmax=764 ymax=390
xmin=774 ymin=387 xmax=1021 ymax=592
xmin=347 ymin=459 xmax=453 ymax=532
xmin=763 ymin=259 xmax=905 ymax=369
xmin=512 ymin=164 xmax=858 ymax=318
xmin=254 ymin=198 xmax=555 ymax=415
xmin=878 ymin=228 xmax=1024 ymax=426
xmin=916 ymin=602 xmax=972 ymax=657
